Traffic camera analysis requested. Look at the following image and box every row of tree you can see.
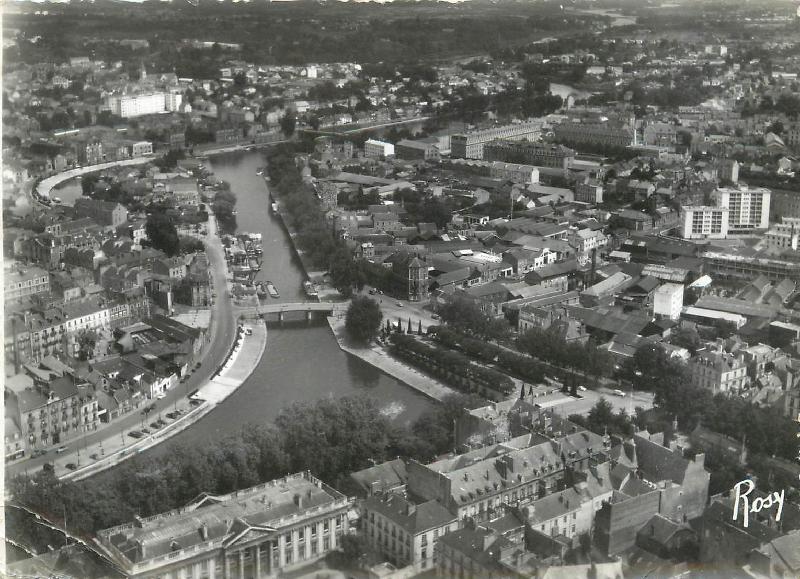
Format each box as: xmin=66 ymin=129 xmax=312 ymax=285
xmin=389 ymin=333 xmax=515 ymax=398
xmin=516 ymin=326 xmax=616 ymax=381
xmin=10 ymin=393 xmax=483 ymax=553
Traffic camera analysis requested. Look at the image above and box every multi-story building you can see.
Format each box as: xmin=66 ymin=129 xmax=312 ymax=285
xmin=642 ymin=122 xmax=678 ymax=148
xmin=406 ymin=430 xmax=607 ymax=523
xmin=95 ymin=472 xmax=354 ymax=579
xmin=569 ymin=229 xmax=607 ymax=261
xmin=762 ymin=217 xmax=800 ymax=251
xmin=131 ymin=141 xmax=154 ymax=157
xmin=702 ymin=250 xmax=800 ymax=281
xmin=680 ymin=206 xmax=729 ymax=239
xmin=105 ymin=92 xmax=182 ymax=119
xmin=6 ymin=370 xmax=99 ymax=450
xmin=437 ymin=526 xmax=532 ymax=579
xmin=488 ymin=161 xmax=540 ymax=184
xmin=553 ymin=121 xmax=635 ymax=150
xmin=362 ymin=493 xmax=457 ymax=572
xmin=73 ymin=198 xmax=129 ymax=228
xmin=451 ymin=121 xmax=543 ymax=160
xmin=687 ymin=349 xmax=749 ymax=393
xmin=483 ymin=141 xmax=576 ymax=171
xmin=652 ymin=283 xmax=684 ymax=320
xmin=4 ymin=263 xmax=50 ymax=303
xmin=712 ymin=185 xmax=771 ymax=232
xmin=394 ymin=139 xmax=439 ymax=161
xmin=364 ymin=139 xmax=395 ymax=159
xmin=575 ymin=178 xmax=603 ymax=204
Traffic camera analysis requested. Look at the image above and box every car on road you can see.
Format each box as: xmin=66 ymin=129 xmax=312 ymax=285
xmin=369 ymin=288 xmax=376 ymax=295
xmin=128 ymin=431 xmax=144 ymax=439
xmin=612 ymin=389 xmax=626 ymax=397
xmin=65 ymin=463 xmax=77 ymax=470
xmin=578 ymin=386 xmax=587 ymax=392
xmin=166 ymin=412 xmax=178 ymax=420
xmin=156 ymin=393 xmax=166 ymax=400
xmin=90 ymin=453 xmax=99 ymax=460
xmin=141 ymin=428 xmax=151 ymax=435
xmin=56 ymin=446 xmax=68 ymax=454
xmin=396 ymin=301 xmax=403 ymax=307
xmin=32 ymin=449 xmax=47 ymax=458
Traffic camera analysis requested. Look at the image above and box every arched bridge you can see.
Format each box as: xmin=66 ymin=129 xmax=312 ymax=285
xmin=238 ymin=302 xmax=346 ymax=322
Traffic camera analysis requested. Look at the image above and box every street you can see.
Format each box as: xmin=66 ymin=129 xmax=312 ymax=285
xmin=6 ymin=214 xmax=239 ymax=478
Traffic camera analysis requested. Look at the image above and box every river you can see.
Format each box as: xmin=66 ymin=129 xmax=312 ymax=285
xmin=139 ymin=150 xmax=433 ymax=456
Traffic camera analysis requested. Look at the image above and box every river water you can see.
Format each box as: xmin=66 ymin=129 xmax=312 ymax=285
xmin=140 ymin=150 xmax=433 ymax=456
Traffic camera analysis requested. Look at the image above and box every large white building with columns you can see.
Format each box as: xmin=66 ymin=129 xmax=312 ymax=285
xmin=95 ymin=472 xmax=354 ymax=579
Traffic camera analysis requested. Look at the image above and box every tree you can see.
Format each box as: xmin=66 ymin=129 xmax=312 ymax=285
xmin=145 ymin=213 xmax=180 ymax=256
xmin=280 ymin=112 xmax=296 ymax=138
xmin=345 ymin=296 xmax=383 ymax=344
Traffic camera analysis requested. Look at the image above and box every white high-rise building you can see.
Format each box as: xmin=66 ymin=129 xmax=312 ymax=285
xmin=364 ymin=139 xmax=394 ymax=159
xmin=681 ymin=206 xmax=729 ymax=239
xmin=653 ymin=283 xmax=684 ymax=320
xmin=106 ymin=92 xmax=183 ymax=118
xmin=712 ymin=185 xmax=771 ymax=232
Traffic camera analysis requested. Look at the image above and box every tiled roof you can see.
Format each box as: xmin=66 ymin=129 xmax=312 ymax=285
xmin=364 ymin=494 xmax=456 ymax=536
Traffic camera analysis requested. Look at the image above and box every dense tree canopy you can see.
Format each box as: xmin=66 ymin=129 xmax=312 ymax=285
xmin=345 ymin=296 xmax=383 ymax=344
xmin=145 ymin=212 xmax=180 ymax=257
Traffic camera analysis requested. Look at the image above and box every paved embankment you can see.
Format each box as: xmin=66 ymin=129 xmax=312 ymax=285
xmin=61 ymin=322 xmax=268 ymax=481
xmin=327 ymin=316 xmax=456 ymax=403
xmin=36 ymin=157 xmax=154 ymax=198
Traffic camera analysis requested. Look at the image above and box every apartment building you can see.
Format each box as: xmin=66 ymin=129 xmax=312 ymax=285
xmin=96 ymin=472 xmax=354 ymax=579
xmin=105 ymin=92 xmax=183 ymax=118
xmin=553 ymin=121 xmax=635 ymax=149
xmin=73 ymin=198 xmax=129 ymax=228
xmin=764 ymin=217 xmax=800 ymax=251
xmin=712 ymin=185 xmax=771 ymax=232
xmin=688 ymin=349 xmax=749 ymax=393
xmin=681 ymin=206 xmax=730 ymax=239
xmin=362 ymin=493 xmax=457 ymax=572
xmin=483 ymin=141 xmax=576 ymax=171
xmin=451 ymin=121 xmax=543 ymax=160
xmin=4 ymin=264 xmax=50 ymax=303
xmin=488 ymin=162 xmax=540 ymax=184
xmin=364 ymin=139 xmax=395 ymax=159
xmin=653 ymin=283 xmax=684 ymax=320
xmin=575 ymin=178 xmax=604 ymax=204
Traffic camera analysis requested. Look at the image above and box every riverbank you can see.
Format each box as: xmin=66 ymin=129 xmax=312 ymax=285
xmin=61 ymin=321 xmax=267 ymax=481
xmin=326 ymin=315 xmax=456 ymax=403
xmin=35 ymin=157 xmax=154 ymax=198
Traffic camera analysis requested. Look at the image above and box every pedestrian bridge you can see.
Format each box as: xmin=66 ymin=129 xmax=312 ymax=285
xmin=239 ymin=301 xmax=346 ymax=322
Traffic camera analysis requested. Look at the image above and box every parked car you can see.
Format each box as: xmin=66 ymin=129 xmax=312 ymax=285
xmin=128 ymin=431 xmax=143 ymax=439
xmin=32 ymin=449 xmax=47 ymax=458
xmin=612 ymin=389 xmax=626 ymax=397
xmin=156 ymin=393 xmax=166 ymax=400
xmin=65 ymin=463 xmax=77 ymax=471
xmin=89 ymin=453 xmax=99 ymax=460
xmin=56 ymin=446 xmax=67 ymax=454
xmin=578 ymin=386 xmax=587 ymax=392
xmin=396 ymin=301 xmax=403 ymax=307
xmin=141 ymin=428 xmax=151 ymax=435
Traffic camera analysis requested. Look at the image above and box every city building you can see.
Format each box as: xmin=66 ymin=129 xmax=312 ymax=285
xmin=362 ymin=493 xmax=457 ymax=572
xmin=483 ymin=141 xmax=576 ymax=171
xmin=451 ymin=121 xmax=543 ymax=160
xmin=574 ymin=178 xmax=603 ymax=204
xmin=131 ymin=141 xmax=154 ymax=157
xmin=95 ymin=472 xmax=354 ymax=579
xmin=712 ymin=185 xmax=771 ymax=233
xmin=394 ymin=139 xmax=439 ymax=161
xmin=553 ymin=121 xmax=635 ymax=150
xmin=680 ymin=206 xmax=729 ymax=239
xmin=73 ymin=198 xmax=129 ymax=228
xmin=105 ymin=92 xmax=181 ymax=118
xmin=763 ymin=217 xmax=800 ymax=251
xmin=436 ymin=526 xmax=533 ymax=579
xmin=653 ymin=283 xmax=684 ymax=320
xmin=687 ymin=348 xmax=749 ymax=393
xmin=4 ymin=263 xmax=50 ymax=303
xmin=488 ymin=162 xmax=540 ymax=184
xmin=364 ymin=139 xmax=395 ymax=159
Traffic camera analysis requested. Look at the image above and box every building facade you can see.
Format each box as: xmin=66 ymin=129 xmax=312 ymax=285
xmin=96 ymin=472 xmax=354 ymax=579
xmin=712 ymin=185 xmax=771 ymax=232
xmin=680 ymin=206 xmax=730 ymax=239
xmin=364 ymin=139 xmax=395 ymax=159
xmin=653 ymin=283 xmax=684 ymax=320
xmin=687 ymin=350 xmax=749 ymax=393
xmin=451 ymin=121 xmax=543 ymax=160
xmin=483 ymin=141 xmax=576 ymax=171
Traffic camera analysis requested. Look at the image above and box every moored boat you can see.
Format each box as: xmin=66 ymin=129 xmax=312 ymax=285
xmin=303 ymin=280 xmax=318 ymax=298
xmin=266 ymin=281 xmax=280 ymax=298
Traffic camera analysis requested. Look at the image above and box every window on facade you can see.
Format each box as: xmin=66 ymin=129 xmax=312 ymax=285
xmin=324 ymin=521 xmax=330 ymax=534
xmin=323 ymin=537 xmax=330 ymax=551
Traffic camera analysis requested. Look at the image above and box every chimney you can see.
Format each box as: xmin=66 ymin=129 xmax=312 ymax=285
xmin=199 ymin=523 xmax=208 ymax=541
xmin=293 ymin=493 xmax=303 ymax=509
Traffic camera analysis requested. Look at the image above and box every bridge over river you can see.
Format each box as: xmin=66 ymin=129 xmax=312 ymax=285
xmin=237 ymin=301 xmax=347 ymax=322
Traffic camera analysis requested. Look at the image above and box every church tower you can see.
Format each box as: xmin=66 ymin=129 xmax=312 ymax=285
xmin=407 ymin=256 xmax=428 ymax=302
